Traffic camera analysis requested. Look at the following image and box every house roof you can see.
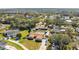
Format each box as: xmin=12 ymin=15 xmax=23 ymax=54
xmin=29 ymin=32 xmax=44 ymax=40
xmin=5 ymin=30 xmax=19 ymax=33
xmin=66 ymin=20 xmax=72 ymax=22
xmin=76 ymin=28 xmax=79 ymax=32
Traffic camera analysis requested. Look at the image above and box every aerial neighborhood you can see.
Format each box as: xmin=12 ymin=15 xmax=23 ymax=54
xmin=0 ymin=8 xmax=79 ymax=50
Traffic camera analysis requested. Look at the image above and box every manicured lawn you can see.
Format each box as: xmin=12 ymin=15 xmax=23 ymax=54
xmin=0 ymin=30 xmax=41 ymax=50
xmin=5 ymin=25 xmax=10 ymax=30
xmin=11 ymin=30 xmax=29 ymax=41
xmin=20 ymin=30 xmax=29 ymax=38
xmin=19 ymin=39 xmax=41 ymax=50
xmin=19 ymin=30 xmax=29 ymax=41
xmin=0 ymin=29 xmax=6 ymax=33
xmin=19 ymin=30 xmax=41 ymax=50
xmin=0 ymin=34 xmax=4 ymax=39
xmin=4 ymin=40 xmax=24 ymax=50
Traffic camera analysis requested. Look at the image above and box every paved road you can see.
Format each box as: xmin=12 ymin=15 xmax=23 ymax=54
xmin=8 ymin=39 xmax=28 ymax=50
xmin=5 ymin=45 xmax=17 ymax=50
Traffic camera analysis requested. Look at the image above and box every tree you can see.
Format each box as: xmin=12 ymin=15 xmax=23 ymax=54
xmin=53 ymin=19 xmax=64 ymax=26
xmin=16 ymin=33 xmax=22 ymax=39
xmin=72 ymin=21 xmax=78 ymax=28
xmin=49 ymin=34 xmax=71 ymax=50
xmin=45 ymin=18 xmax=64 ymax=27
xmin=45 ymin=18 xmax=54 ymax=26
xmin=67 ymin=27 xmax=74 ymax=39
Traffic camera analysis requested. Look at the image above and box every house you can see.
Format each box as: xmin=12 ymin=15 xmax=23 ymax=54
xmin=48 ymin=25 xmax=53 ymax=29
xmin=60 ymin=26 xmax=66 ymax=32
xmin=28 ymin=32 xmax=45 ymax=41
xmin=60 ymin=29 xmax=66 ymax=32
xmin=53 ymin=25 xmax=66 ymax=33
xmin=44 ymin=15 xmax=48 ymax=19
xmin=76 ymin=27 xmax=79 ymax=32
xmin=62 ymin=15 xmax=70 ymax=20
xmin=53 ymin=25 xmax=60 ymax=32
xmin=25 ymin=13 xmax=33 ymax=19
xmin=27 ymin=31 xmax=49 ymax=42
xmin=35 ymin=22 xmax=47 ymax=30
xmin=49 ymin=14 xmax=61 ymax=20
xmin=4 ymin=29 xmax=19 ymax=37
xmin=76 ymin=36 xmax=79 ymax=40
xmin=65 ymin=19 xmax=72 ymax=23
xmin=49 ymin=15 xmax=56 ymax=20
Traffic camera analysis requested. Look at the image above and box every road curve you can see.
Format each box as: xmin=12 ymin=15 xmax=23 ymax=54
xmin=8 ymin=39 xmax=28 ymax=50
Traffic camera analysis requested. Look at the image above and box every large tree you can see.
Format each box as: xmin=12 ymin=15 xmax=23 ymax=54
xmin=49 ymin=34 xmax=71 ymax=50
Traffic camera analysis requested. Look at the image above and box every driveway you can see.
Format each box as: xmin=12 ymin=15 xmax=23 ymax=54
xmin=39 ymin=39 xmax=47 ymax=50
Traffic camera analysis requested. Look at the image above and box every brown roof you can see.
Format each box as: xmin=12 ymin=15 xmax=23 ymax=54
xmin=30 ymin=32 xmax=44 ymax=39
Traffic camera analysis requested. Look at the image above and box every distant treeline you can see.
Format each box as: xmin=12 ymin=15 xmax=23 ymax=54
xmin=0 ymin=8 xmax=79 ymax=14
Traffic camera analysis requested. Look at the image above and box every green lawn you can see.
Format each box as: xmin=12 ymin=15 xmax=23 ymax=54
xmin=4 ymin=40 xmax=24 ymax=50
xmin=20 ymin=30 xmax=29 ymax=38
xmin=0 ymin=30 xmax=28 ymax=50
xmin=0 ymin=34 xmax=4 ymax=39
xmin=19 ymin=39 xmax=41 ymax=50
xmin=19 ymin=30 xmax=29 ymax=42
xmin=0 ymin=30 xmax=41 ymax=50
xmin=19 ymin=30 xmax=41 ymax=50
xmin=5 ymin=25 xmax=10 ymax=30
xmin=10 ymin=30 xmax=29 ymax=41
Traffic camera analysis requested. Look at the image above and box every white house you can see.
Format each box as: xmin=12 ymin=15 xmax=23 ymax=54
xmin=66 ymin=19 xmax=72 ymax=23
xmin=76 ymin=27 xmax=79 ymax=32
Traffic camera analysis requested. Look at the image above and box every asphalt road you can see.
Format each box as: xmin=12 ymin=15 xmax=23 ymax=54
xmin=8 ymin=39 xmax=28 ymax=50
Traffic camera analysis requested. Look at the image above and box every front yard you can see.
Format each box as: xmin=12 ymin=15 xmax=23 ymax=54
xmin=19 ymin=39 xmax=41 ymax=50
xmin=19 ymin=30 xmax=41 ymax=50
xmin=0 ymin=30 xmax=41 ymax=50
xmin=4 ymin=40 xmax=24 ymax=50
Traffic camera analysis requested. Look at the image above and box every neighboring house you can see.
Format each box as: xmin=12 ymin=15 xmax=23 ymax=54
xmin=44 ymin=15 xmax=48 ymax=19
xmin=49 ymin=14 xmax=61 ymax=20
xmin=53 ymin=25 xmax=66 ymax=33
xmin=48 ymin=25 xmax=53 ymax=29
xmin=26 ymin=15 xmax=33 ymax=19
xmin=60 ymin=26 xmax=68 ymax=29
xmin=4 ymin=30 xmax=19 ymax=37
xmin=60 ymin=26 xmax=66 ymax=32
xmin=53 ymin=25 xmax=60 ymax=32
xmin=49 ymin=15 xmax=56 ymax=20
xmin=35 ymin=22 xmax=47 ymax=30
xmin=60 ymin=29 xmax=66 ymax=32
xmin=76 ymin=27 xmax=79 ymax=32
xmin=62 ymin=16 xmax=70 ymax=20
xmin=65 ymin=19 xmax=72 ymax=23
xmin=76 ymin=36 xmax=79 ymax=40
